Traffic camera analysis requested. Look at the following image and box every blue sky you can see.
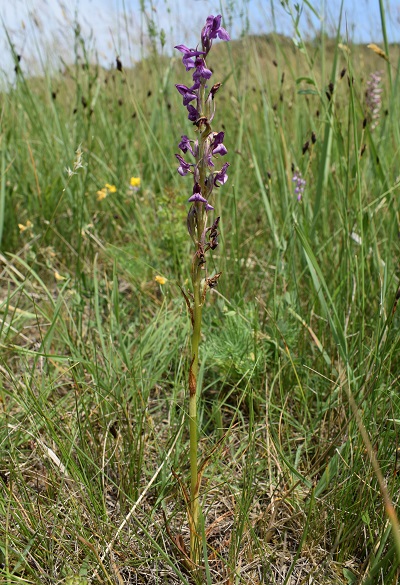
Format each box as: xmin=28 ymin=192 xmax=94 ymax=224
xmin=1 ymin=0 xmax=399 ymax=80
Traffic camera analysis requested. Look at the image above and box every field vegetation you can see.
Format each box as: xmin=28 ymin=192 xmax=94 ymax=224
xmin=1 ymin=3 xmax=400 ymax=583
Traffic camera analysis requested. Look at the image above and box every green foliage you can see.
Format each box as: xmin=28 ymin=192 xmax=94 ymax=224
xmin=1 ymin=2 xmax=400 ymax=583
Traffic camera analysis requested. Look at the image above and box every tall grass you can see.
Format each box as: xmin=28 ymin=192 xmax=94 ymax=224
xmin=1 ymin=2 xmax=400 ymax=583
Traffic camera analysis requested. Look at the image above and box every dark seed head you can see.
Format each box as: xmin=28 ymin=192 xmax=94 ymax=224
xmin=210 ymin=83 xmax=222 ymax=99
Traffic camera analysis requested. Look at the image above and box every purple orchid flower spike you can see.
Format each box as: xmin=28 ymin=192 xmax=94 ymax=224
xmin=173 ymin=13 xmax=231 ymax=567
xmin=174 ymin=14 xmax=230 ymax=209
xmin=174 ymin=16 xmax=230 ymax=225
xmin=293 ymin=170 xmax=306 ymax=201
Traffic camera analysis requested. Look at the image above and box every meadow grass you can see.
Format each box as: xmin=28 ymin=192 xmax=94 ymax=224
xmin=1 ymin=5 xmax=400 ymax=584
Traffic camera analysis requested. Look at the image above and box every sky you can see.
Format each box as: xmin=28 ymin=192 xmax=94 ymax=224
xmin=1 ymin=0 xmax=399 ymax=81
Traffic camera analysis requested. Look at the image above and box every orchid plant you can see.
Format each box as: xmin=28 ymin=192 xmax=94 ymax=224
xmin=174 ymin=15 xmax=230 ymax=565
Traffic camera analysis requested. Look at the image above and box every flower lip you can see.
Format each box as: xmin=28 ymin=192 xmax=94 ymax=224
xmin=175 ymin=84 xmax=198 ymax=106
xmin=211 ymin=131 xmax=227 ymax=156
xmin=213 ymin=143 xmax=228 ymax=156
xmin=214 ymin=162 xmax=230 ymax=186
xmin=188 ymin=193 xmax=208 ymax=203
xmin=175 ymin=153 xmax=193 ymax=176
xmin=188 ymin=183 xmax=208 ymax=204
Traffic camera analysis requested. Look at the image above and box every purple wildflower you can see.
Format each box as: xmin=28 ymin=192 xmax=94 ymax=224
xmin=293 ymin=170 xmax=306 ymax=201
xmin=186 ymin=104 xmax=200 ymax=122
xmin=214 ymin=162 xmax=230 ymax=186
xmin=175 ymin=84 xmax=198 ymax=106
xmin=174 ymin=45 xmax=205 ymax=71
xmin=192 ymin=58 xmax=213 ymax=84
xmin=188 ymin=183 xmax=208 ymax=204
xmin=174 ymin=14 xmax=230 ymax=215
xmin=366 ymin=70 xmax=383 ymax=130
xmin=201 ymin=15 xmax=231 ymax=54
xmin=175 ymin=154 xmax=193 ymax=176
xmin=178 ymin=135 xmax=198 ymax=157
xmin=211 ymin=132 xmax=227 ymax=156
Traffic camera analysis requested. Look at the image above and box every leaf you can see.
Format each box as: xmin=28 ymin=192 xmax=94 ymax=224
xmin=343 ymin=568 xmax=357 ymax=584
xmin=362 ymin=510 xmax=371 ymax=525
xmin=297 ymin=89 xmax=319 ymax=95
xmin=296 ymin=76 xmax=316 ymax=85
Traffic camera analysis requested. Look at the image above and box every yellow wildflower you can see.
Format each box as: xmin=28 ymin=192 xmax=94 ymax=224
xmin=18 ymin=220 xmax=33 ymax=232
xmin=97 ymin=188 xmax=108 ymax=201
xmin=105 ymin=183 xmax=117 ymax=193
xmin=54 ymin=271 xmax=66 ymax=281
xmin=130 ymin=177 xmax=141 ymax=188
xmin=155 ymin=275 xmax=167 ymax=285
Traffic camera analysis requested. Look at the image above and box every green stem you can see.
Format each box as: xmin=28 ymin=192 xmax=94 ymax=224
xmin=188 ymin=76 xmax=208 ymax=567
xmin=189 ymin=198 xmax=206 ymax=562
xmin=189 ymin=277 xmax=202 ymax=563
